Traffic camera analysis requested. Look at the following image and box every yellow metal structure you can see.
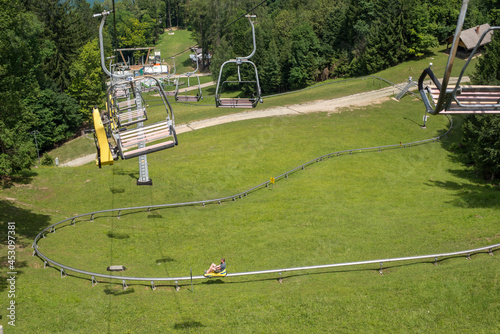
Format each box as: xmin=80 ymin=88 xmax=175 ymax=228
xmin=92 ymin=107 xmax=114 ymax=167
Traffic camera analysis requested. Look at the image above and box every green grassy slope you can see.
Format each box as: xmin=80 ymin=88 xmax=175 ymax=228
xmin=1 ymin=92 xmax=499 ymax=332
xmin=155 ymin=29 xmax=199 ymax=75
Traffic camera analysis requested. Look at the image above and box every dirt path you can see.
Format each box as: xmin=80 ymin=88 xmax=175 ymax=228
xmin=178 ymin=81 xmax=215 ymax=92
xmin=61 ymin=77 xmax=467 ymax=167
xmin=175 ymin=84 xmax=404 ymax=134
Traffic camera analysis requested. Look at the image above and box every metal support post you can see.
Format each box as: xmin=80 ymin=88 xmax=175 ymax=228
xmin=134 ymin=84 xmax=152 ymax=186
xmin=191 ymin=268 xmax=194 ymax=293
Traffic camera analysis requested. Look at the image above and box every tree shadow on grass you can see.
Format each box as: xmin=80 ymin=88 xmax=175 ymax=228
xmin=0 ymin=200 xmax=50 ymax=294
xmin=1 ymin=169 xmax=38 ymax=188
xmin=0 ymin=200 xmax=51 ymax=240
xmin=426 ymin=171 xmax=500 ymax=209
xmin=428 ymin=115 xmax=500 ymax=208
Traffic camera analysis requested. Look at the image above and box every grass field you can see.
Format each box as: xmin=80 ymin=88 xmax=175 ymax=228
xmin=1 ymin=43 xmax=499 ymax=333
xmin=1 ymin=93 xmax=499 ymax=332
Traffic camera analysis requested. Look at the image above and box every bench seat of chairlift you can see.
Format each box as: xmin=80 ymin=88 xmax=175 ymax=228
xmin=117 ymin=108 xmax=146 ymax=121
xmin=117 ymin=108 xmax=147 ymax=126
xmin=218 ymin=98 xmax=255 ymax=108
xmin=116 ymin=99 xmax=139 ymax=110
xmin=122 ymin=140 xmax=176 ymax=159
xmin=429 ymin=85 xmax=500 ymax=114
xmin=165 ymin=91 xmax=176 ymax=97
xmin=114 ymin=89 xmax=128 ymax=98
xmin=176 ymin=95 xmax=199 ymax=102
xmin=119 ymin=121 xmax=172 ymax=148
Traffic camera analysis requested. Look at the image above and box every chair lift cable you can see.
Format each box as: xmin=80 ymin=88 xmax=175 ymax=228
xmin=164 ymin=0 xmax=269 ymax=60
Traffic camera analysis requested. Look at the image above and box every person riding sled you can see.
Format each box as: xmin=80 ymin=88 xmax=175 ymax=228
xmin=204 ymin=258 xmax=226 ymax=277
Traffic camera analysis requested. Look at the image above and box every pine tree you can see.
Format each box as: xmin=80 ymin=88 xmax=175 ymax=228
xmin=460 ymin=34 xmax=500 ymax=180
xmin=0 ymin=0 xmax=40 ymax=181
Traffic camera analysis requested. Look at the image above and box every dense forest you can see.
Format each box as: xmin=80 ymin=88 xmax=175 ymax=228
xmin=0 ymin=0 xmax=499 ymax=182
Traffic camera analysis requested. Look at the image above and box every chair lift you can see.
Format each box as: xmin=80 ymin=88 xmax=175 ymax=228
xmin=418 ymin=0 xmax=500 ymax=115
xmin=104 ymin=76 xmax=178 ymax=160
xmin=162 ymin=57 xmax=177 ymax=97
xmin=215 ymin=15 xmax=262 ymax=108
xmin=174 ymin=55 xmax=202 ymax=102
xmin=107 ymin=80 xmax=148 ymax=128
xmin=92 ymin=11 xmax=178 ymax=167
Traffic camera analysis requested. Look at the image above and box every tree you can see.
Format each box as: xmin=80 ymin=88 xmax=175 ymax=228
xmin=25 ymin=88 xmax=82 ymax=151
xmin=0 ymin=0 xmax=41 ymax=180
xmin=460 ymin=115 xmax=500 ymax=180
xmin=259 ymin=38 xmax=281 ymax=93
xmin=460 ymin=34 xmax=500 ymax=180
xmin=287 ymin=23 xmax=321 ymax=89
xmin=34 ymin=0 xmax=89 ymax=92
xmin=68 ymin=39 xmax=106 ymax=123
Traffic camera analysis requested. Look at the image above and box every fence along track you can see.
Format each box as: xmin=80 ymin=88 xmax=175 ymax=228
xmin=32 ymin=107 xmax=499 ymax=289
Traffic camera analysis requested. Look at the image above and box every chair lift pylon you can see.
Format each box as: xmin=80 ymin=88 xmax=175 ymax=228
xmin=175 ymin=54 xmax=203 ymax=102
xmin=92 ymin=10 xmax=178 ymax=185
xmin=215 ymin=15 xmax=263 ymax=108
xmin=418 ymin=0 xmax=500 ymax=115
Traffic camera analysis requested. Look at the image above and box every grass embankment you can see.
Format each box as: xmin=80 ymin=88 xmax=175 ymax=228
xmin=48 ymin=134 xmax=96 ymax=164
xmin=1 ymin=89 xmax=499 ymax=333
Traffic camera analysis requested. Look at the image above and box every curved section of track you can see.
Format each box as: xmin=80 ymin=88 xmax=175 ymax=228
xmin=33 ymin=108 xmax=499 ymax=288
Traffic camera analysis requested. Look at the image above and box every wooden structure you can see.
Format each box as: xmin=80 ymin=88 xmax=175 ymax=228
xmin=418 ymin=0 xmax=500 ymax=115
xmin=444 ymin=23 xmax=494 ymax=59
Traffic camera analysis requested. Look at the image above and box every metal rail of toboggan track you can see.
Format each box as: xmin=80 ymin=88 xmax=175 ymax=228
xmin=32 ymin=98 xmax=499 ymax=290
